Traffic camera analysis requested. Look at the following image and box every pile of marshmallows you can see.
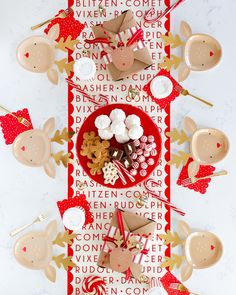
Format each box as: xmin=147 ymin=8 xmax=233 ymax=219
xmin=95 ymin=109 xmax=143 ymax=144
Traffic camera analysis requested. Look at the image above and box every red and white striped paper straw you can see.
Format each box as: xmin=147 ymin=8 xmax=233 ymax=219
xmin=144 ymin=178 xmax=185 ymax=216
xmin=144 ymin=0 xmax=186 ymax=24
xmin=66 ymin=78 xmax=109 ymax=106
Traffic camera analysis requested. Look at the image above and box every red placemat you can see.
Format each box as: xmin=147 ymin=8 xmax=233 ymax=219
xmin=0 ymin=108 xmax=33 ymax=145
xmin=177 ymin=158 xmax=215 ymax=194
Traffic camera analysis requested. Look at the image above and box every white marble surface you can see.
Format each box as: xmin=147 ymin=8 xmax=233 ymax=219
xmin=0 ymin=0 xmax=235 ymax=294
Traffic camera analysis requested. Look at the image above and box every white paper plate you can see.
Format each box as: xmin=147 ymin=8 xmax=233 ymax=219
xmin=63 ymin=207 xmax=85 ymax=231
xmin=150 ymin=75 xmax=173 ymax=99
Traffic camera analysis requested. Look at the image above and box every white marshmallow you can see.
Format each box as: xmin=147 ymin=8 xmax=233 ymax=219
xmin=98 ymin=127 xmax=113 ymax=140
xmin=95 ymin=115 xmax=111 ymax=130
xmin=110 ymin=120 xmax=126 ymax=135
xmin=115 ymin=128 xmax=130 ymax=144
xmin=110 ymin=108 xmax=126 ymax=122
xmin=125 ymin=114 xmax=141 ymax=129
xmin=128 ymin=125 xmax=144 ymax=140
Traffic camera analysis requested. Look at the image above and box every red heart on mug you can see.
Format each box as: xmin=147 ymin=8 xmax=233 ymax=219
xmin=211 ymin=245 xmax=215 ymax=250
xmin=22 ymin=247 xmax=27 ymax=252
xmin=21 ymin=146 xmax=26 ymax=151
xmin=210 ymin=51 xmax=214 ymax=57
xmin=217 ymin=143 xmax=221 ymax=148
xmin=24 ymin=52 xmax=29 ymax=58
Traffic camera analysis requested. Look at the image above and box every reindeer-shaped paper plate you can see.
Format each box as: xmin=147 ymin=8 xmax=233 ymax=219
xmin=17 ymin=24 xmax=79 ymax=84
xmin=14 ymin=220 xmax=76 ymax=282
xmin=0 ymin=111 xmax=73 ymax=178
xmin=161 ymin=21 xmax=222 ymax=82
xmin=160 ymin=221 xmax=223 ymax=282
xmin=167 ymin=117 xmax=229 ymax=178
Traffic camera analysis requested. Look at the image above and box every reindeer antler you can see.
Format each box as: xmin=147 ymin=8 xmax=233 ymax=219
xmin=168 ymin=151 xmax=191 ymax=168
xmin=160 ymin=55 xmax=182 ymax=71
xmin=55 ymin=58 xmax=74 ymax=75
xmin=51 ymin=128 xmax=74 ymax=145
xmin=53 ymin=231 xmax=77 ymax=247
xmin=56 ymin=36 xmax=80 ymax=52
xmin=161 ymin=254 xmax=185 ymax=271
xmin=51 ymin=152 xmax=71 ymax=168
xmin=52 ymin=254 xmax=76 ymax=270
xmin=161 ymin=32 xmax=184 ymax=49
xmin=159 ymin=230 xmax=182 ymax=247
xmin=114 ymin=232 xmax=124 ymax=247
xmin=166 ymin=129 xmax=190 ymax=145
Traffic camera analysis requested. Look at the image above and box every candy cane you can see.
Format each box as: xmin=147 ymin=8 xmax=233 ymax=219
xmin=144 ymin=178 xmax=185 ymax=216
xmin=112 ymin=160 xmax=127 ymax=185
xmin=144 ymin=0 xmax=186 ymax=23
xmin=66 ymin=78 xmax=109 ymax=106
xmin=113 ymin=160 xmax=136 ymax=183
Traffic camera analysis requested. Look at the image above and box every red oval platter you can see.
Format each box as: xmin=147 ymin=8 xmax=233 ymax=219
xmin=76 ymin=103 xmax=162 ymax=189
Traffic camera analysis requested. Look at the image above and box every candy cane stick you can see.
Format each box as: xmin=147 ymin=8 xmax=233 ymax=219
xmin=113 ymin=160 xmax=136 ymax=182
xmin=144 ymin=179 xmax=185 ymax=216
xmin=144 ymin=0 xmax=186 ymax=23
xmin=66 ymin=78 xmax=109 ymax=106
xmin=112 ymin=160 xmax=127 ymax=185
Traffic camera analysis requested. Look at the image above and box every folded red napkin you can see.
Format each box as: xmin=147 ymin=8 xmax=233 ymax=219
xmin=44 ymin=9 xmax=85 ymax=41
xmin=0 ymin=108 xmax=33 ymax=145
xmin=177 ymin=158 xmax=215 ymax=194
xmin=57 ymin=194 xmax=94 ymax=226
xmin=143 ymin=69 xmax=181 ymax=109
xmin=160 ymin=271 xmax=190 ymax=295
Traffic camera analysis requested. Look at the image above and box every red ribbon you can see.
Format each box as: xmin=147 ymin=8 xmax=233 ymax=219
xmin=84 ymin=37 xmax=111 ymax=45
xmin=116 ymin=210 xmax=127 ymax=247
xmin=126 ymin=28 xmax=144 ymax=47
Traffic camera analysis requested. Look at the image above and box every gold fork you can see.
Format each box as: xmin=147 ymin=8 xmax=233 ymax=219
xmin=182 ymin=170 xmax=228 ymax=187
xmin=31 ymin=7 xmax=73 ymax=30
xmin=0 ymin=105 xmax=31 ymax=128
xmin=174 ymin=85 xmax=213 ymax=107
xmin=10 ymin=213 xmax=48 ymax=237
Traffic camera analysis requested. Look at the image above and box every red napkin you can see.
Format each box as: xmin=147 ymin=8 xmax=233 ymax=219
xmin=160 ymin=271 xmax=190 ymax=295
xmin=44 ymin=9 xmax=85 ymax=41
xmin=143 ymin=69 xmax=182 ymax=109
xmin=0 ymin=108 xmax=33 ymax=145
xmin=177 ymin=158 xmax=215 ymax=194
xmin=57 ymin=194 xmax=94 ymax=226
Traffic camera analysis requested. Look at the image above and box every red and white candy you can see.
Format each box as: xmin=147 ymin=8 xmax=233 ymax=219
xmin=137 ymin=155 xmax=145 ymax=163
xmin=148 ymin=135 xmax=155 ymax=143
xmin=130 ymin=169 xmax=138 ymax=176
xmin=141 ymin=162 xmax=148 ymax=170
xmin=82 ymin=276 xmax=106 ymax=295
xmin=151 ymin=149 xmax=157 ymax=156
xmin=147 ymin=158 xmax=155 ymax=166
xmin=140 ymin=169 xmax=147 ymax=177
xmin=132 ymin=162 xmax=139 ymax=169
xmin=140 ymin=135 xmax=148 ymax=143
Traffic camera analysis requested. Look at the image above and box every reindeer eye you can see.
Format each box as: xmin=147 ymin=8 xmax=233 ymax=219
xmin=203 ymin=40 xmax=206 ymax=43
xmin=210 ymin=156 xmax=213 ymax=159
xmin=34 ymin=43 xmax=36 ymax=45
xmin=31 ymin=260 xmax=34 ymax=263
xmin=30 ymin=159 xmax=33 ymax=162
xmin=31 ymin=237 xmax=34 ymax=239
xmin=33 ymin=66 xmax=36 ymax=69
xmin=208 ymin=133 xmax=211 ymax=135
